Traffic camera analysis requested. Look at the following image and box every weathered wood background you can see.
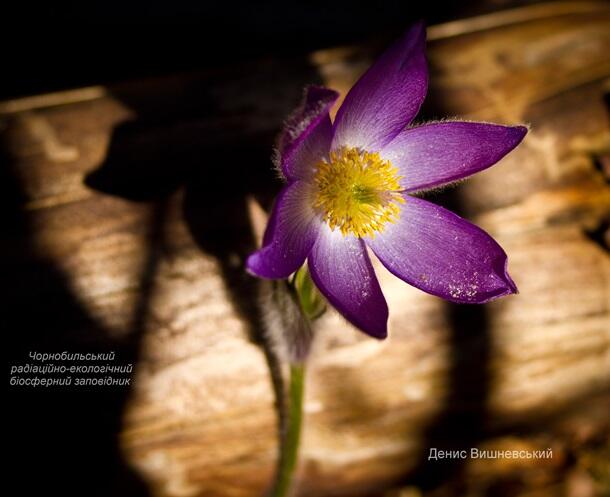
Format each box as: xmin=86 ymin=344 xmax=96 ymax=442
xmin=2 ymin=2 xmax=609 ymax=497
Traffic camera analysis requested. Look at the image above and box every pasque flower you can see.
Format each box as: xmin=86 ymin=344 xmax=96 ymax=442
xmin=247 ymin=22 xmax=526 ymax=338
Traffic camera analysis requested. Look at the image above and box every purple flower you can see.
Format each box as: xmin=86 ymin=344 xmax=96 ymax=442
xmin=247 ymin=22 xmax=527 ymax=339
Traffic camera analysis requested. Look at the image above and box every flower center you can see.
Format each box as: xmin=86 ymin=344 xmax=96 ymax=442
xmin=313 ymin=147 xmax=404 ymax=238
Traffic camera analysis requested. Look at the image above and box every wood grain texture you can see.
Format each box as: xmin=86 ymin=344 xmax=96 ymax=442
xmin=2 ymin=3 xmax=609 ymax=497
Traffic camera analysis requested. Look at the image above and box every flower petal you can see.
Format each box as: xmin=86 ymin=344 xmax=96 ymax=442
xmin=278 ymin=86 xmax=339 ymax=180
xmin=381 ymin=121 xmax=528 ymax=192
xmin=308 ymin=225 xmax=388 ymax=338
xmin=246 ymin=181 xmax=321 ymax=279
xmin=367 ymin=195 xmax=517 ymax=303
xmin=332 ymin=21 xmax=428 ymax=152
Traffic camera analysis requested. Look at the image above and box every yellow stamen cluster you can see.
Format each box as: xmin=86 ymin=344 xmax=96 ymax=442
xmin=313 ymin=147 xmax=404 ymax=238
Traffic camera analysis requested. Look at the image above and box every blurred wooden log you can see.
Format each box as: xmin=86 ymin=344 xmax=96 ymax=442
xmin=2 ymin=2 xmax=609 ymax=497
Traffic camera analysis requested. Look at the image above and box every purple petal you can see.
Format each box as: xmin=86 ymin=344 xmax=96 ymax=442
xmin=278 ymin=86 xmax=339 ymax=180
xmin=381 ymin=121 xmax=528 ymax=192
xmin=308 ymin=225 xmax=388 ymax=338
xmin=332 ymin=22 xmax=428 ymax=152
xmin=367 ymin=195 xmax=517 ymax=304
xmin=247 ymin=181 xmax=321 ymax=279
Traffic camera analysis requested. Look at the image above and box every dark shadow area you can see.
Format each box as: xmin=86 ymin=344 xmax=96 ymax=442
xmin=85 ymin=54 xmax=325 ymax=494
xmin=585 ymin=219 xmax=610 ymax=254
xmin=0 ymin=0 xmax=532 ymax=99
xmin=2 ymin=134 xmax=152 ymax=497
xmin=85 ymin=54 xmax=321 ymax=343
xmin=408 ymin=294 xmax=492 ymax=494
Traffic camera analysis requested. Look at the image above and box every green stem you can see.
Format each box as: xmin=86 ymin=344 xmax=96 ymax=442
xmin=271 ymin=362 xmax=305 ymax=497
